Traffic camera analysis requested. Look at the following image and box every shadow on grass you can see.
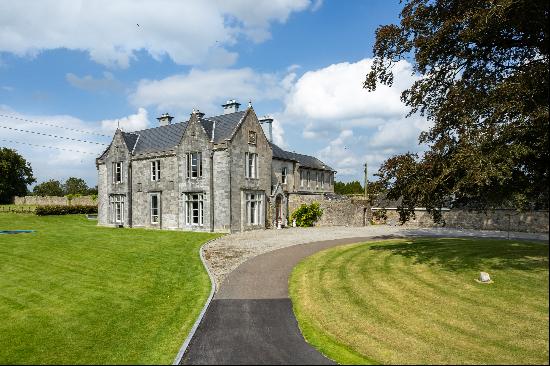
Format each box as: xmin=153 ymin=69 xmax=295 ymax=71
xmin=368 ymin=238 xmax=549 ymax=272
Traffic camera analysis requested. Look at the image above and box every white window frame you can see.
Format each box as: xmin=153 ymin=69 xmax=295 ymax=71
xmin=109 ymin=195 xmax=125 ymax=224
xmin=281 ymin=167 xmax=287 ymax=184
xmin=184 ymin=192 xmax=204 ymax=226
xmin=151 ymin=160 xmax=161 ymax=181
xmin=186 ymin=152 xmax=202 ymax=179
xmin=113 ymin=161 xmax=123 ymax=183
xmin=245 ymin=192 xmax=264 ymax=226
xmin=150 ymin=193 xmax=160 ymax=224
xmin=245 ymin=152 xmax=258 ymax=179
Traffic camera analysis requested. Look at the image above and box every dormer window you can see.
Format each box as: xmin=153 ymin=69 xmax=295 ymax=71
xmin=248 ymin=131 xmax=257 ymax=145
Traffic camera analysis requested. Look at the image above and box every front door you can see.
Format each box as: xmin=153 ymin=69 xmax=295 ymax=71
xmin=275 ymin=195 xmax=282 ymax=224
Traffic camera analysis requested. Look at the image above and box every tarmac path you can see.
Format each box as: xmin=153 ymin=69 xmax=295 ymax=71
xmin=180 ymin=229 xmax=548 ymax=365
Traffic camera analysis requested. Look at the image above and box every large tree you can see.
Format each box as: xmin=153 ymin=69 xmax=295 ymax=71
xmin=366 ymin=0 xmax=549 ymax=222
xmin=0 ymin=148 xmax=36 ymax=203
xmin=64 ymin=177 xmax=89 ymax=195
xmin=33 ymin=180 xmax=65 ymax=197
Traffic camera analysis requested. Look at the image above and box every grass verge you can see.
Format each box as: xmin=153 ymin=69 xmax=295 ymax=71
xmin=289 ymin=238 xmax=549 ymax=364
xmin=0 ymin=213 xmax=220 ymax=364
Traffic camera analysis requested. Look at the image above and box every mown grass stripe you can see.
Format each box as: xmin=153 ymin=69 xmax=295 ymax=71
xmin=290 ymin=238 xmax=549 ymax=365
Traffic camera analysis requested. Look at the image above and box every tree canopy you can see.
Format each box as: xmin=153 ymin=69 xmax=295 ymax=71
xmin=33 ymin=180 xmax=65 ymax=197
xmin=366 ymin=0 xmax=549 ymax=222
xmin=0 ymin=148 xmax=36 ymax=203
xmin=64 ymin=177 xmax=89 ymax=195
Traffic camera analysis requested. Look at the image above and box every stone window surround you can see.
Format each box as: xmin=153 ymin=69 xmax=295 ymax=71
xmin=245 ymin=152 xmax=258 ymax=179
xmin=109 ymin=194 xmax=125 ymax=224
xmin=150 ymin=192 xmax=160 ymax=224
xmin=112 ymin=161 xmax=123 ymax=184
xmin=281 ymin=167 xmax=287 ymax=184
xmin=186 ymin=152 xmax=203 ymax=179
xmin=245 ymin=191 xmax=264 ymax=226
xmin=184 ymin=192 xmax=204 ymax=226
xmin=150 ymin=160 xmax=161 ymax=181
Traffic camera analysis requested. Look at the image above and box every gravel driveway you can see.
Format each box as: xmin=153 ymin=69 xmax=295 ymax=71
xmin=203 ymin=225 xmax=548 ymax=288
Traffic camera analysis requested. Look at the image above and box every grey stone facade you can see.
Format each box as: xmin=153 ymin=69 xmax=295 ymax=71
xmin=96 ymin=103 xmax=335 ymax=233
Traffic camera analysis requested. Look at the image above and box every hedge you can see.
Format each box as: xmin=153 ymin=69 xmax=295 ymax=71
xmin=35 ymin=205 xmax=98 ymax=216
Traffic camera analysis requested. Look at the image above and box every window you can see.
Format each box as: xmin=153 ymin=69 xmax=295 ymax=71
xmin=109 ymin=195 xmax=125 ymax=224
xmin=281 ymin=167 xmax=287 ymax=184
xmin=307 ymin=171 xmax=310 ymax=188
xmin=186 ymin=152 xmax=202 ymax=178
xmin=245 ymin=152 xmax=258 ymax=178
xmin=300 ymin=169 xmax=305 ymax=187
xmin=113 ymin=162 xmax=123 ymax=183
xmin=321 ymin=172 xmax=325 ymax=188
xmin=316 ymin=172 xmax=320 ymax=188
xmin=248 ymin=130 xmax=257 ymax=145
xmin=246 ymin=192 xmax=263 ymax=225
xmin=150 ymin=193 xmax=160 ymax=224
xmin=151 ymin=160 xmax=161 ymax=181
xmin=184 ymin=193 xmax=204 ymax=226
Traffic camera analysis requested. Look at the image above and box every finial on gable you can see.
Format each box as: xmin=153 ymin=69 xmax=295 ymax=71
xmin=248 ymin=99 xmax=252 ymax=108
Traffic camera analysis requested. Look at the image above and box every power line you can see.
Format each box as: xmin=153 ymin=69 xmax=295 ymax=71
xmin=1 ymin=139 xmax=101 ymax=155
xmin=0 ymin=125 xmax=108 ymax=145
xmin=0 ymin=114 xmax=110 ymax=138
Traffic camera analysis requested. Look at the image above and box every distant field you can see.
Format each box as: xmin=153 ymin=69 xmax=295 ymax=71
xmin=290 ymin=238 xmax=549 ymax=365
xmin=0 ymin=213 xmax=219 ymax=364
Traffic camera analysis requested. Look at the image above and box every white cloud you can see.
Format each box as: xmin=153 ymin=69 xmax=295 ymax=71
xmin=0 ymin=0 xmax=318 ymax=68
xmin=100 ymin=108 xmax=150 ymax=133
xmin=130 ymin=67 xmax=290 ymax=115
xmin=279 ymin=58 xmax=431 ymax=181
xmin=66 ymin=72 xmax=124 ymax=92
xmin=0 ymin=106 xmax=150 ymax=186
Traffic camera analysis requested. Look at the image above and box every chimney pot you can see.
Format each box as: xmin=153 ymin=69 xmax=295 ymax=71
xmin=259 ymin=115 xmax=274 ymax=143
xmin=157 ymin=113 xmax=174 ymax=126
xmin=222 ymin=99 xmax=241 ymax=114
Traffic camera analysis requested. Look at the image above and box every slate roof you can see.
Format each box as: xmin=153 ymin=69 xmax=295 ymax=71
xmin=270 ymin=142 xmax=334 ymax=171
xmin=122 ymin=121 xmax=188 ymax=154
xmin=203 ymin=110 xmax=247 ymax=143
xmin=106 ymin=110 xmax=333 ymax=172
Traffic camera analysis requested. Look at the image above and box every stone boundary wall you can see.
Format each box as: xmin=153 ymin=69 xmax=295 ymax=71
xmin=14 ymin=196 xmax=97 ymax=206
xmin=288 ymin=194 xmax=370 ymax=227
xmin=376 ymin=208 xmax=548 ymax=233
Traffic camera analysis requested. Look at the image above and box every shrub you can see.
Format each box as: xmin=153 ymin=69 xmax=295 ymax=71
xmin=290 ymin=202 xmax=323 ymax=227
xmin=35 ymin=205 xmax=98 ymax=216
xmin=371 ymin=208 xmax=387 ymax=224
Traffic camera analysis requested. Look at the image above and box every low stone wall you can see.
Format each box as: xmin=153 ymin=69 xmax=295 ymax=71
xmin=288 ymin=194 xmax=370 ymax=227
xmin=14 ymin=195 xmax=97 ymax=206
xmin=377 ymin=208 xmax=549 ymax=233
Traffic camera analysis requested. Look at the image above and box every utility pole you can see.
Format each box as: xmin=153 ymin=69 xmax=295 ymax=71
xmin=364 ymin=162 xmax=368 ymax=201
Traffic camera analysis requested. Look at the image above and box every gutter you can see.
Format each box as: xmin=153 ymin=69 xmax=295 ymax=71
xmin=172 ymin=237 xmax=218 ymax=365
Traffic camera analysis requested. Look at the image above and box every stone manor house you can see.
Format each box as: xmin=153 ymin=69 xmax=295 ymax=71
xmin=96 ymin=100 xmax=335 ymax=232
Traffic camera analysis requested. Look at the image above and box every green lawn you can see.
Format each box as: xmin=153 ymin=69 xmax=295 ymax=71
xmin=0 ymin=213 xmax=219 ymax=364
xmin=290 ymin=238 xmax=549 ymax=365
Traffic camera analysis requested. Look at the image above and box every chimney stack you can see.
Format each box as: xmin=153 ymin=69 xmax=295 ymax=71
xmin=157 ymin=113 xmax=174 ymax=126
xmin=259 ymin=116 xmax=273 ymax=143
xmin=222 ymin=99 xmax=241 ymax=114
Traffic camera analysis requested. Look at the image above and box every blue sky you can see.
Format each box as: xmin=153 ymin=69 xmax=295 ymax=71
xmin=0 ymin=0 xmax=428 ymax=187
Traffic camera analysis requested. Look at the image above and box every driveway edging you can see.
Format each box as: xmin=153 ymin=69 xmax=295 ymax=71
xmin=172 ymin=237 xmax=219 ymax=365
